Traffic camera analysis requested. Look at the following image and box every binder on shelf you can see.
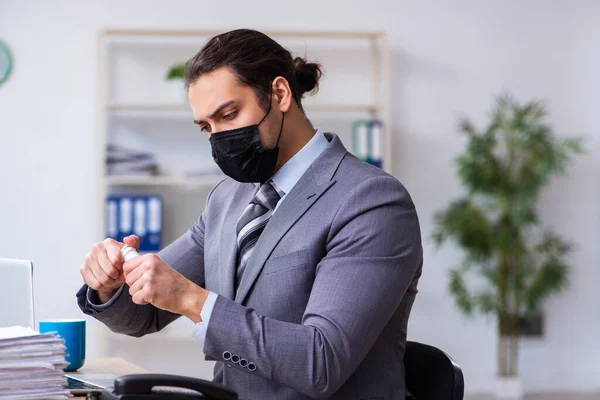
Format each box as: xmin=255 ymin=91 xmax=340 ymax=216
xmin=369 ymin=120 xmax=383 ymax=168
xmin=106 ymin=194 xmax=162 ymax=252
xmin=118 ymin=196 xmax=134 ymax=240
xmin=352 ymin=119 xmax=384 ymax=168
xmin=106 ymin=197 xmax=118 ymax=239
xmin=146 ymin=196 xmax=163 ymax=252
xmin=133 ymin=197 xmax=148 ymax=250
xmin=352 ymin=120 xmax=370 ymax=162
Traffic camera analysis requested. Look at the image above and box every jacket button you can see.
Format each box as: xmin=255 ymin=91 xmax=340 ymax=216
xmin=247 ymin=362 xmax=257 ymax=371
xmin=239 ymin=358 xmax=248 ymax=368
xmin=222 ymin=351 xmax=232 ymax=361
xmin=231 ymin=354 xmax=240 ymax=364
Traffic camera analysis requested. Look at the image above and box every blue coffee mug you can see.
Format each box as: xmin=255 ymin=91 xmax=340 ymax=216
xmin=39 ymin=319 xmax=86 ymax=371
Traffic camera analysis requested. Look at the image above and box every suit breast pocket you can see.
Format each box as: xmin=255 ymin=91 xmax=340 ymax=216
xmin=262 ymin=249 xmax=309 ymax=275
xmin=260 ymin=248 xmax=314 ymax=322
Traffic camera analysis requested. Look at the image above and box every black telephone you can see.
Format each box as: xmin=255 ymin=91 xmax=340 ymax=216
xmin=97 ymin=374 xmax=238 ymax=400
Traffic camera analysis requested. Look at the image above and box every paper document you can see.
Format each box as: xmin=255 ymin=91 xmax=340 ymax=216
xmin=0 ymin=326 xmax=69 ymax=399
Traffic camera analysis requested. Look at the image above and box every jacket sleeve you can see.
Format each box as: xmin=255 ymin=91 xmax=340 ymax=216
xmin=76 ymin=181 xmax=224 ymax=337
xmin=202 ymin=176 xmax=422 ymax=399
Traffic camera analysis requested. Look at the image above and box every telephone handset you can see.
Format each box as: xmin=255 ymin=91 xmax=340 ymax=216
xmin=98 ymin=373 xmax=238 ymax=400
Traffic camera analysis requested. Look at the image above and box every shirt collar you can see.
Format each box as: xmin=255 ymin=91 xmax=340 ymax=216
xmin=270 ymin=128 xmax=329 ymax=195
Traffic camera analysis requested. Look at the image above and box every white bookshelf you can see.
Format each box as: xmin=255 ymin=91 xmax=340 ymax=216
xmin=106 ymin=175 xmax=225 ymax=187
xmin=96 ymin=28 xmax=391 ymax=353
xmin=106 ymin=102 xmax=382 ymax=115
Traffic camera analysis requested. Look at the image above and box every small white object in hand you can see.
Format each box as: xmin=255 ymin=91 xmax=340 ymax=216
xmin=121 ymin=245 xmax=140 ymax=262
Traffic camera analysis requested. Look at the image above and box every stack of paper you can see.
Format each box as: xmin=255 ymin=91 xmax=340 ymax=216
xmin=0 ymin=326 xmax=70 ymax=400
xmin=106 ymin=144 xmax=160 ymax=176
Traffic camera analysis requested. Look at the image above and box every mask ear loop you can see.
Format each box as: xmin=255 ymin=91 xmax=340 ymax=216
xmin=257 ymin=91 xmax=273 ymax=126
xmin=274 ymin=112 xmax=285 ymax=148
xmin=258 ymin=83 xmax=285 ymax=148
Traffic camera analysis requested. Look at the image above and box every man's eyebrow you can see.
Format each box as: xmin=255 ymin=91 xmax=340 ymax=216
xmin=193 ymin=100 xmax=236 ymax=125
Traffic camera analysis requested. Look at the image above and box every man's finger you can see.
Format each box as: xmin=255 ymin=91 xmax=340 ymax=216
xmin=131 ymin=286 xmax=150 ymax=305
xmin=105 ymin=241 xmax=124 ymax=269
xmin=123 ymin=256 xmax=145 ymax=277
xmin=83 ymin=269 xmax=102 ymax=291
xmin=128 ymin=273 xmax=146 ymax=298
xmin=97 ymin=250 xmax=120 ymax=280
xmin=90 ymin=259 xmax=117 ymax=288
xmin=125 ymin=263 xmax=146 ymax=287
xmin=123 ymin=235 xmax=140 ymax=252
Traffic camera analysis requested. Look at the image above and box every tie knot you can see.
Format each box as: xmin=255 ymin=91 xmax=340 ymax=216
xmin=253 ymin=181 xmax=284 ymax=211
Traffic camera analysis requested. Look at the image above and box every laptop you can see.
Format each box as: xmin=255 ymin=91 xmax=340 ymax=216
xmin=64 ymin=374 xmax=115 ymax=394
xmin=0 ymin=258 xmax=35 ymax=329
xmin=0 ymin=258 xmax=115 ymax=394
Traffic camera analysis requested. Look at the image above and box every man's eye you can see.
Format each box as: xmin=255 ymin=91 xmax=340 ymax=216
xmin=200 ymin=125 xmax=210 ymax=133
xmin=222 ymin=111 xmax=237 ymax=121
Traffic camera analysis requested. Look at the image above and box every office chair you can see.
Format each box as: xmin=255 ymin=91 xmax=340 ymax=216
xmin=404 ymin=341 xmax=464 ymax=400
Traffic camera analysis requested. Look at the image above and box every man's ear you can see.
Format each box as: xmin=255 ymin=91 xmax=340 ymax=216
xmin=272 ymin=76 xmax=292 ymax=113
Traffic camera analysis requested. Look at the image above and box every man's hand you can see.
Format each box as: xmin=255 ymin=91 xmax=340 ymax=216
xmin=80 ymin=237 xmax=130 ymax=304
xmin=122 ymin=253 xmax=208 ymax=323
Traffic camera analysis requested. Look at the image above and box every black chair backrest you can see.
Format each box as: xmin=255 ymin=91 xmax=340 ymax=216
xmin=404 ymin=341 xmax=464 ymax=400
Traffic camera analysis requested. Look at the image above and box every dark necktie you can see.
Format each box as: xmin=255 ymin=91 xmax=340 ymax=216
xmin=235 ymin=181 xmax=285 ymax=289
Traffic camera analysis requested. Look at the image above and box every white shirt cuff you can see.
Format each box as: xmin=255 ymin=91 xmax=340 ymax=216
xmin=86 ymin=285 xmax=125 ymax=311
xmin=192 ymin=291 xmax=218 ymax=342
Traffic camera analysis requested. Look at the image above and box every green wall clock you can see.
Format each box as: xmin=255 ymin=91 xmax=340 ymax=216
xmin=0 ymin=40 xmax=13 ymax=86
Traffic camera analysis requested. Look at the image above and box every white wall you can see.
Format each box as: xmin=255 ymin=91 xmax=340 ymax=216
xmin=1 ymin=0 xmax=598 ymax=395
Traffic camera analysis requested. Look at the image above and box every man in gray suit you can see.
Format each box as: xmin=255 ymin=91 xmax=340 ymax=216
xmin=77 ymin=29 xmax=422 ymax=399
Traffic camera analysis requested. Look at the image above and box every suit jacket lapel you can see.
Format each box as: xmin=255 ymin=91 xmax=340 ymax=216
xmin=234 ymin=132 xmax=348 ymax=304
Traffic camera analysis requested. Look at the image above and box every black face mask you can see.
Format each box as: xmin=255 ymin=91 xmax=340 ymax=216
xmin=209 ymin=98 xmax=284 ymax=183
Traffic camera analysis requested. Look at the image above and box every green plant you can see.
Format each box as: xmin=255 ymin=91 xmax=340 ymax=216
xmin=166 ymin=63 xmax=185 ymax=80
xmin=432 ymin=95 xmax=583 ymax=378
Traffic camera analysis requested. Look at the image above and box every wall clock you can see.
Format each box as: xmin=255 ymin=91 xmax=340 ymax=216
xmin=0 ymin=40 xmax=13 ymax=86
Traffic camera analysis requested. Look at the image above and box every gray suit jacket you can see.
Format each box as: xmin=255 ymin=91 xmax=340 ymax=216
xmin=77 ymin=133 xmax=423 ymax=400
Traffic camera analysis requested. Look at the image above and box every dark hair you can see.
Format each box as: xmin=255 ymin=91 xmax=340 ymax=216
xmin=184 ymin=29 xmax=323 ymax=111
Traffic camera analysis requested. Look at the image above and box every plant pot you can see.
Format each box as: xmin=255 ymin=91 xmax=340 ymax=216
xmin=495 ymin=376 xmax=523 ymax=399
xmin=166 ymin=79 xmax=186 ymax=103
xmin=500 ymin=313 xmax=544 ymax=337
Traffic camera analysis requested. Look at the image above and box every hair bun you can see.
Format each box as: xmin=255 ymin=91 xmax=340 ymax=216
xmin=294 ymin=57 xmax=323 ymax=97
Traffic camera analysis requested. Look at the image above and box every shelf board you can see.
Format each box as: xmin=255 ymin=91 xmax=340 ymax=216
xmin=106 ymin=175 xmax=224 ymax=186
xmin=102 ymin=29 xmax=385 ymax=41
xmin=106 ymin=103 xmax=191 ymax=110
xmin=106 ymin=102 xmax=380 ymax=116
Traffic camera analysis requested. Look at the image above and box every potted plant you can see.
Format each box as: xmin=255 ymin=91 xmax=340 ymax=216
xmin=165 ymin=62 xmax=186 ymax=103
xmin=432 ymin=95 xmax=583 ymax=399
